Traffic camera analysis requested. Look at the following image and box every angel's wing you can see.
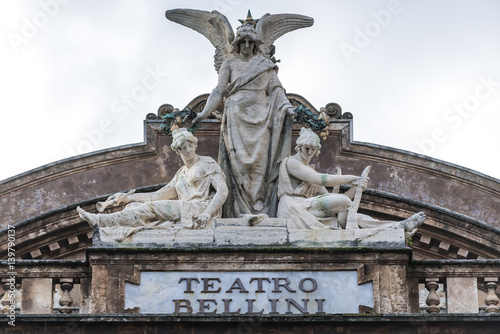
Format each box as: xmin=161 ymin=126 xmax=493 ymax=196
xmin=256 ymin=13 xmax=314 ymax=60
xmin=165 ymin=9 xmax=234 ymax=73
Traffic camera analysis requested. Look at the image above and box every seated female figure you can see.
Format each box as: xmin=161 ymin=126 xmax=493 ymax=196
xmin=277 ymin=128 xmax=425 ymax=237
xmin=77 ymin=128 xmax=228 ymax=242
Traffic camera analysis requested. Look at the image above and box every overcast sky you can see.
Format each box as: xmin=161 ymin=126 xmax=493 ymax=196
xmin=1 ymin=0 xmax=499 ymax=182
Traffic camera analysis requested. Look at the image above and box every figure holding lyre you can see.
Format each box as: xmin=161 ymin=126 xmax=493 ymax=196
xmin=277 ymin=128 xmax=426 ymax=240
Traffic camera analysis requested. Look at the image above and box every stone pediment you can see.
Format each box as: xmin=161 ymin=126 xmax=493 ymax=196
xmin=1 ymin=102 xmax=499 ymax=260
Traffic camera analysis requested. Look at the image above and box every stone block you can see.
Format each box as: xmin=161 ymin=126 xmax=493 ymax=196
xmin=215 ymin=226 xmax=287 ymax=246
xmin=438 ymin=241 xmax=450 ymax=255
xmin=30 ymin=249 xmax=42 ymax=259
xmin=288 ymin=228 xmax=405 ymax=248
xmin=215 ymin=218 xmax=286 ymax=227
xmin=67 ymin=236 xmax=80 ymax=249
xmin=457 ymin=248 xmax=469 ymax=259
xmin=96 ymin=226 xmax=216 ymax=247
xmin=21 ymin=278 xmax=53 ymax=314
xmin=48 ymin=242 xmax=61 ymax=253
xmin=446 ymin=277 xmax=478 ymax=313
xmin=99 ymin=228 xmax=175 ymax=246
xmin=174 ymin=228 xmax=214 ymax=244
xmin=419 ymin=235 xmax=432 ymax=246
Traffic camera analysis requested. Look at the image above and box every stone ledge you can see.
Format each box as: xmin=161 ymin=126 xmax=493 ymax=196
xmin=84 ymin=246 xmax=413 ymax=256
xmin=3 ymin=314 xmax=499 ymax=334
xmin=92 ymin=218 xmax=406 ymax=248
xmin=2 ymin=313 xmax=500 ymax=322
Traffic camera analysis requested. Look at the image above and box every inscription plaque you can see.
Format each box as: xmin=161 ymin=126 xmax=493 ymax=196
xmin=125 ymin=271 xmax=373 ymax=314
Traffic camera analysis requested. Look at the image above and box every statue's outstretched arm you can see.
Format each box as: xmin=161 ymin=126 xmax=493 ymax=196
xmin=123 ymin=177 xmax=178 ymax=203
xmin=286 ymin=158 xmax=358 ymax=188
xmin=150 ymin=179 xmax=178 ymax=201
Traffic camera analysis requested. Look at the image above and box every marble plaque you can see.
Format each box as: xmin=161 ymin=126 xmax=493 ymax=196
xmin=125 ymin=271 xmax=373 ymax=314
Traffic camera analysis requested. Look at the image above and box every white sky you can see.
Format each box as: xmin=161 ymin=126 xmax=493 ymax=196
xmin=1 ymin=0 xmax=499 ymax=182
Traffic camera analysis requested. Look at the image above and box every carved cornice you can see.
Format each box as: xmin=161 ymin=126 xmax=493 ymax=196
xmin=334 ymin=122 xmax=500 ymax=197
xmin=0 ymin=144 xmax=157 ymax=196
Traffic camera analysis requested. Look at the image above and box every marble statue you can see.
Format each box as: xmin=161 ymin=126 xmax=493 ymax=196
xmin=277 ymin=128 xmax=425 ymax=240
xmin=165 ymin=9 xmax=314 ymax=218
xmin=77 ymin=128 xmax=228 ymax=242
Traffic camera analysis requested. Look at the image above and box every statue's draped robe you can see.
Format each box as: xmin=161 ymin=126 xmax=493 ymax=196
xmin=277 ymin=157 xmax=339 ymax=229
xmin=277 ymin=157 xmax=400 ymax=230
xmin=219 ymin=55 xmax=293 ymax=218
xmin=98 ymin=156 xmax=224 ymax=241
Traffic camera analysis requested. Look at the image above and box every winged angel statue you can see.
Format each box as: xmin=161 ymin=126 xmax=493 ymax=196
xmin=165 ymin=9 xmax=313 ymax=71
xmin=165 ymin=9 xmax=313 ymax=219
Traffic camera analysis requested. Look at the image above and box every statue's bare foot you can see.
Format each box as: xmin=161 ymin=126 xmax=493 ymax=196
xmin=397 ymin=212 xmax=426 ymax=234
xmin=77 ymin=206 xmax=99 ymax=227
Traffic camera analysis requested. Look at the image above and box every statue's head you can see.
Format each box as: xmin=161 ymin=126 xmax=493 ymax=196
xmin=295 ymin=127 xmax=321 ymax=156
xmin=230 ymin=25 xmax=263 ymax=55
xmin=171 ymin=128 xmax=198 ymax=153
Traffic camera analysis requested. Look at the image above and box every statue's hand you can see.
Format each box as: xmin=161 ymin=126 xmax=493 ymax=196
xmin=354 ymin=176 xmax=369 ymax=190
xmin=195 ymin=213 xmax=210 ymax=229
xmin=106 ymin=189 xmax=135 ymax=204
xmin=192 ymin=109 xmax=212 ymax=124
xmin=106 ymin=193 xmax=125 ymax=202
xmin=287 ymin=107 xmax=297 ymax=118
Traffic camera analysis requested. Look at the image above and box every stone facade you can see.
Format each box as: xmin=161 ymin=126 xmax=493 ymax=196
xmin=1 ymin=6 xmax=499 ymax=332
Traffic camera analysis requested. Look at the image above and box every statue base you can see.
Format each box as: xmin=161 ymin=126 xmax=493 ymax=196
xmin=93 ymin=218 xmax=405 ymax=248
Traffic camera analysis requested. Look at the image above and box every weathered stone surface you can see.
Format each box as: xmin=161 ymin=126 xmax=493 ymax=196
xmin=446 ymin=277 xmax=479 ymax=313
xmin=89 ymin=265 xmax=108 ymax=314
xmin=277 ymin=128 xmax=425 ymax=241
xmin=21 ymin=278 xmax=53 ymax=314
xmin=215 ymin=218 xmax=286 ymax=227
xmin=97 ymin=227 xmax=218 ymax=246
xmin=174 ymin=228 xmax=215 ymax=244
xmin=98 ymin=228 xmax=176 ymax=246
xmin=215 ymin=226 xmax=288 ymax=246
xmin=172 ymin=15 xmax=314 ymax=218
xmin=288 ymin=228 xmax=405 ymax=248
